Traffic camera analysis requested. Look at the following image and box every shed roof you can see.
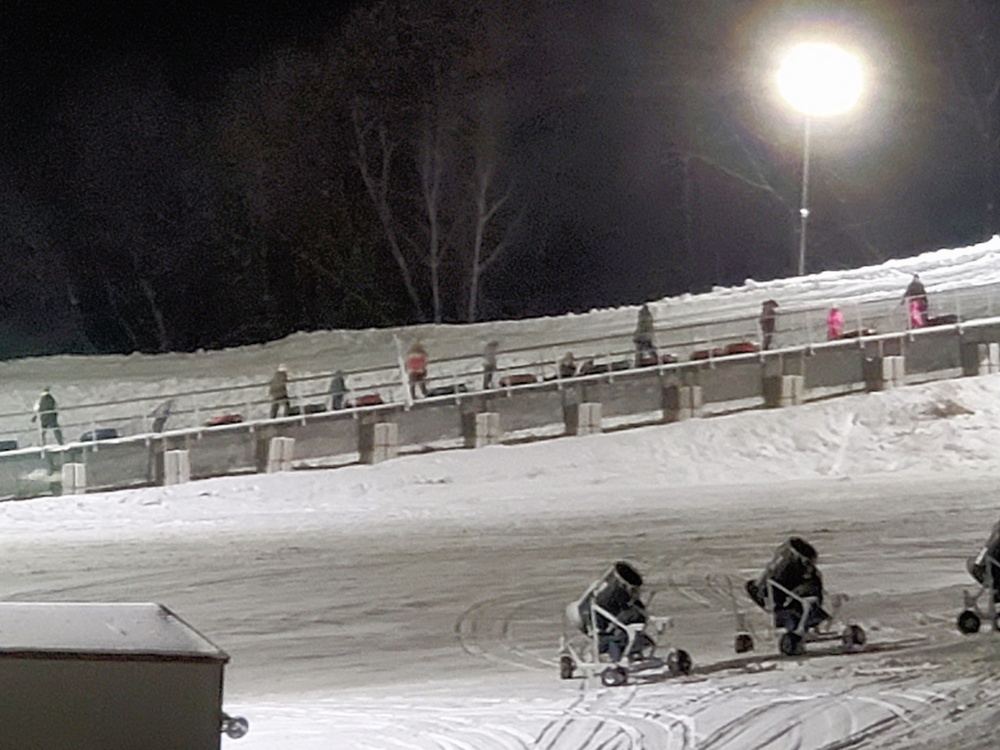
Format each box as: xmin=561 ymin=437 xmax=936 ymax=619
xmin=0 ymin=602 xmax=229 ymax=662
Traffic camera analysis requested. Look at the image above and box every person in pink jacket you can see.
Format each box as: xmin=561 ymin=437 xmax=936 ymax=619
xmin=826 ymin=306 xmax=844 ymax=340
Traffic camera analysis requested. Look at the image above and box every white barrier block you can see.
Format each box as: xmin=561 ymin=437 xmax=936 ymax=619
xmin=164 ymin=450 xmax=191 ymax=485
xmin=470 ymin=412 xmax=502 ymax=448
xmin=266 ymin=437 xmax=296 ymax=473
xmin=61 ymin=463 xmax=86 ymax=495
xmin=577 ymin=402 xmax=602 ymax=436
xmin=665 ymin=385 xmax=703 ymax=421
xmin=987 ymin=344 xmax=1000 ymax=374
xmin=763 ymin=376 xmax=804 ymax=408
xmin=484 ymin=412 xmax=502 ymax=440
xmin=884 ymin=356 xmax=905 ymax=388
xmin=372 ymin=422 xmax=398 ymax=463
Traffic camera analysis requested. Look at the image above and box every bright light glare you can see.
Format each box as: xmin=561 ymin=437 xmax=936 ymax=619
xmin=777 ymin=43 xmax=863 ymax=117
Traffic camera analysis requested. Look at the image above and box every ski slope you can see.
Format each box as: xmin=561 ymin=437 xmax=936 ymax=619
xmin=4 ymin=237 xmax=1000 ymax=748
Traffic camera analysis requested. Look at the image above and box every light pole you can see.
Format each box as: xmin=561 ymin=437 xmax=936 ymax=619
xmin=777 ymin=42 xmax=862 ymax=276
xmin=796 ymin=116 xmax=812 ymax=277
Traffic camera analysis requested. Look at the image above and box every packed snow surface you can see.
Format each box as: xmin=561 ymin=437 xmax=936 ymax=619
xmin=6 ymin=237 xmax=1000 ymax=748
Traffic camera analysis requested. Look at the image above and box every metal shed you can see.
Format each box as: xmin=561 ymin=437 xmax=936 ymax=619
xmin=0 ymin=601 xmax=243 ymax=750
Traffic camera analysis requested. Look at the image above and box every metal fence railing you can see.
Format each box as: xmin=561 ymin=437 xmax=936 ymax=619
xmin=1 ymin=278 xmax=998 ymax=452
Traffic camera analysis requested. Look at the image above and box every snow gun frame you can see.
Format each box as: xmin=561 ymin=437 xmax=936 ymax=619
xmin=559 ymin=565 xmax=691 ymax=687
xmin=738 ymin=577 xmax=865 ymax=657
xmin=958 ymin=548 xmax=1000 ymax=634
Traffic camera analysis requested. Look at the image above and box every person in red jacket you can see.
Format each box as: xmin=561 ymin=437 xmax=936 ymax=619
xmin=406 ymin=342 xmax=429 ymax=399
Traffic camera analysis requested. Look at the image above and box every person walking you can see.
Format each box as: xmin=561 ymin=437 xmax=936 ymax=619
xmin=268 ymin=364 xmax=292 ymax=418
xmin=150 ymin=398 xmax=174 ymax=433
xmin=759 ymin=300 xmax=779 ymax=351
xmin=482 ymin=340 xmax=500 ymax=390
xmin=329 ymin=370 xmax=347 ymax=410
xmin=558 ymin=352 xmax=577 ymax=379
xmin=901 ymin=273 xmax=928 ymax=328
xmin=632 ymin=304 xmax=657 ymax=365
xmin=32 ymin=387 xmax=63 ymax=445
xmin=405 ymin=342 xmax=429 ymax=399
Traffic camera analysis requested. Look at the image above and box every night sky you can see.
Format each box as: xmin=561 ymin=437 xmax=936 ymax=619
xmin=0 ymin=1 xmax=997 ymax=356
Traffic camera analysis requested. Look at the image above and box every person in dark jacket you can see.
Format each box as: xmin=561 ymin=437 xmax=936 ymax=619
xmin=150 ymin=399 xmax=174 ymax=433
xmin=482 ymin=341 xmax=500 ymax=389
xmin=633 ymin=304 xmax=657 ymax=365
xmin=759 ymin=300 xmax=779 ymax=351
xmin=558 ymin=352 xmax=577 ymax=379
xmin=32 ymin=387 xmax=63 ymax=445
xmin=329 ymin=370 xmax=347 ymax=410
xmin=269 ymin=365 xmax=291 ymax=418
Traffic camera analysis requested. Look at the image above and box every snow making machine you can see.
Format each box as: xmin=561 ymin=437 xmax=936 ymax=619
xmin=958 ymin=518 xmax=1000 ymax=634
xmin=738 ymin=537 xmax=865 ymax=657
xmin=558 ymin=561 xmax=692 ymax=687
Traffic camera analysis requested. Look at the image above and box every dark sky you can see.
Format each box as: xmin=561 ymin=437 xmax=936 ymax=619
xmin=0 ymin=1 xmax=997 ymax=356
xmin=0 ymin=2 xmax=352 ymax=129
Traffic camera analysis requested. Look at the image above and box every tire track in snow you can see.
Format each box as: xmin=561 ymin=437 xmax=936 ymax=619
xmin=455 ymin=591 xmax=560 ymax=671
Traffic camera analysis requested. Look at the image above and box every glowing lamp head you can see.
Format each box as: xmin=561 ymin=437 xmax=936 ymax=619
xmin=777 ymin=43 xmax=863 ymax=117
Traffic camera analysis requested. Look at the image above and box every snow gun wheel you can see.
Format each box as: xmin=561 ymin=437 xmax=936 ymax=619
xmin=779 ymin=632 xmax=803 ymax=656
xmin=734 ymin=633 xmax=754 ymax=654
xmin=221 ymin=714 xmax=249 ymax=740
xmin=957 ymin=609 xmax=981 ymax=635
xmin=667 ymin=648 xmax=693 ymax=676
xmin=559 ymin=655 xmax=575 ymax=679
xmin=600 ymin=666 xmax=628 ymax=687
xmin=841 ymin=624 xmax=866 ymax=649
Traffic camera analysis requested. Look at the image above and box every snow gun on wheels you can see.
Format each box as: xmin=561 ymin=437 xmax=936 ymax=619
xmin=958 ymin=519 xmax=1000 ymax=634
xmin=558 ymin=561 xmax=692 ymax=687
xmin=740 ymin=537 xmax=865 ymax=657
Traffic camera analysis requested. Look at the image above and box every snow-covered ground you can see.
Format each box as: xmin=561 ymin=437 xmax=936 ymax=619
xmin=6 ymin=238 xmax=1000 ymax=748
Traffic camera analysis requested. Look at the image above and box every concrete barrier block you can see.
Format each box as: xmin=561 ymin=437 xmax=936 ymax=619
xmin=864 ymin=356 xmax=905 ymax=391
xmin=564 ymin=401 xmax=603 ymax=435
xmin=164 ymin=450 xmax=191 ymax=485
xmin=463 ymin=412 xmax=502 ymax=448
xmin=663 ymin=385 xmax=702 ymax=422
xmin=361 ymin=422 xmax=398 ymax=464
xmin=889 ymin=355 xmax=906 ymax=386
xmin=266 ymin=436 xmax=295 ymax=473
xmin=763 ymin=375 xmax=805 ymax=408
xmin=60 ymin=463 xmax=86 ymax=495
xmin=577 ymin=402 xmax=602 ymax=436
xmin=961 ymin=342 xmax=1000 ymax=376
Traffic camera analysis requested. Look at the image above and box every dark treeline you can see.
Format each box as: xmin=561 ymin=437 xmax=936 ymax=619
xmin=0 ymin=0 xmax=998 ymax=356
